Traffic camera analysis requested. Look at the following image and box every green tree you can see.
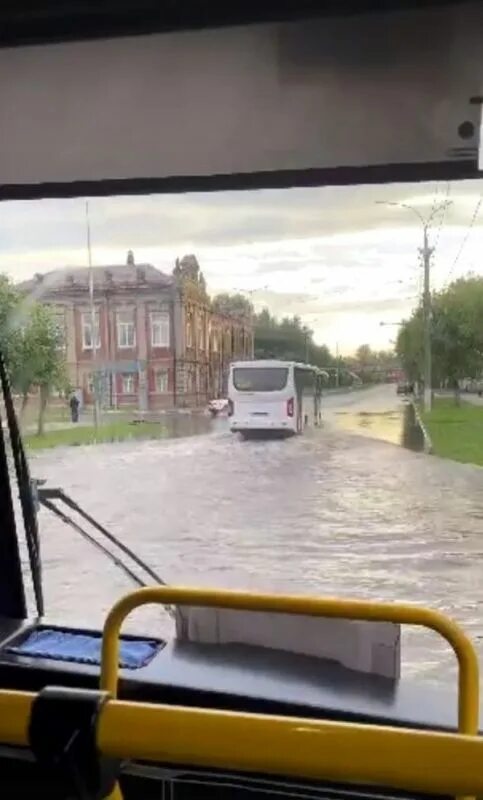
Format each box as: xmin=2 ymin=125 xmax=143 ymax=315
xmin=212 ymin=293 xmax=254 ymax=317
xmin=396 ymin=275 xmax=483 ymax=402
xmin=254 ymin=310 xmax=311 ymax=362
xmin=20 ymin=304 xmax=68 ymax=435
xmin=396 ymin=310 xmax=424 ymax=384
xmin=356 ymin=344 xmax=373 ymax=366
xmin=0 ymin=275 xmax=68 ymax=429
xmin=253 ymin=308 xmax=344 ymax=383
xmin=0 ymin=274 xmax=23 ymax=368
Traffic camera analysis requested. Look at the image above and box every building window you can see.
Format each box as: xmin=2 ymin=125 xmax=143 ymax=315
xmin=82 ymin=312 xmax=100 ymax=350
xmin=188 ymin=365 xmax=197 ymax=393
xmin=55 ymin=323 xmax=66 ymax=350
xmin=186 ymin=313 xmax=193 ymax=348
xmin=117 ymin=310 xmax=135 ymax=348
xmin=197 ymin=315 xmax=204 ymax=350
xmin=155 ymin=369 xmax=169 ymax=393
xmin=121 ymin=374 xmax=134 ymax=394
xmin=150 ymin=311 xmax=170 ymax=347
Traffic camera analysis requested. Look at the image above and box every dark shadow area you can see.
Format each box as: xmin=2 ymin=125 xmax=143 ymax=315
xmin=400 ymin=403 xmax=425 ymax=453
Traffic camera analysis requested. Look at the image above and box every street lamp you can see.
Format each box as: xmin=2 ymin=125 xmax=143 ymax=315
xmin=232 ymin=287 xmax=268 ymax=359
xmin=375 ymin=199 xmax=452 ymax=412
xmin=85 ymin=201 xmax=100 ymax=431
xmin=232 ymin=285 xmax=268 ymax=297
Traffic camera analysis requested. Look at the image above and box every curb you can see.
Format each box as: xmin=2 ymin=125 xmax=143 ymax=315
xmin=324 ymin=384 xmax=368 ymax=396
xmin=411 ymin=399 xmax=433 ymax=454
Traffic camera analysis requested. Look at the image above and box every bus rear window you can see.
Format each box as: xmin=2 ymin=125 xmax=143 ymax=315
xmin=233 ymin=367 xmax=289 ymax=392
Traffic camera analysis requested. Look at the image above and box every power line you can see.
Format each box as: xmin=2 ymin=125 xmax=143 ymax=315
xmin=444 ymin=194 xmax=483 ymax=286
xmin=432 ymin=181 xmax=451 ymax=253
xmin=428 ymin=181 xmax=441 ymax=223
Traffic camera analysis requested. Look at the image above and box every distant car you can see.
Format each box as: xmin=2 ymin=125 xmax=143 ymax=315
xmin=396 ymin=382 xmax=412 ymax=395
xmin=207 ymin=398 xmax=229 ymax=417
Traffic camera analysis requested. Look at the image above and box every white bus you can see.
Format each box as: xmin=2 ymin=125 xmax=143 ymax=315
xmin=228 ymin=360 xmax=325 ymax=437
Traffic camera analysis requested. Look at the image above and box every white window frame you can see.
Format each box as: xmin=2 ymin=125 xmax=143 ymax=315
xmin=81 ymin=312 xmax=101 ymax=350
xmin=121 ymin=373 xmax=135 ymax=394
xmin=197 ymin=315 xmax=204 ymax=350
xmin=155 ymin=368 xmax=169 ymax=393
xmin=54 ymin=320 xmax=66 ymax=351
xmin=117 ymin=310 xmax=136 ymax=349
xmin=186 ymin=313 xmax=193 ymax=348
xmin=150 ymin=311 xmax=170 ymax=348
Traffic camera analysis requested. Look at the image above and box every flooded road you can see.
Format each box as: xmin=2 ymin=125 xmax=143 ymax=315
xmin=29 ymin=384 xmax=483 ymax=686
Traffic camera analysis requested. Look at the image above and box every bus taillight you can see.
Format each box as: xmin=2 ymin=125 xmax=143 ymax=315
xmin=287 ymin=397 xmax=294 ymax=417
xmin=228 ymin=399 xmax=234 ymax=417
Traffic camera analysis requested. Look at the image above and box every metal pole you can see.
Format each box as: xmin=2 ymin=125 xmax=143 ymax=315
xmin=421 ymin=227 xmax=433 ymax=412
xmin=375 ymin=200 xmax=450 ymax=412
xmin=335 ymin=342 xmax=340 ymax=388
xmin=86 ymin=201 xmax=99 ymax=431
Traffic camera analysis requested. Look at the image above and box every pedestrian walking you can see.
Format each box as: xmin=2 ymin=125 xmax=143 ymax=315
xmin=69 ymin=393 xmax=80 ymax=423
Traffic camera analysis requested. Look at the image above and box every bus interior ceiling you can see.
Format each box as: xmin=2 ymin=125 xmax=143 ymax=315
xmin=0 ymin=0 xmax=480 ymax=201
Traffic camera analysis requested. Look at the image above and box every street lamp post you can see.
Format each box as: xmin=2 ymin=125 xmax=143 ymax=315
xmin=421 ymin=225 xmax=433 ymax=414
xmin=85 ymin=201 xmax=100 ymax=431
xmin=376 ymin=200 xmax=451 ymax=412
xmin=232 ymin=286 xmax=268 ymax=359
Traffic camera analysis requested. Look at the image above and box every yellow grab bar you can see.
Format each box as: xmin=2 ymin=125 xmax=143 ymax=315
xmin=1 ymin=689 xmax=483 ymax=796
xmin=100 ymin=586 xmax=480 ymax=735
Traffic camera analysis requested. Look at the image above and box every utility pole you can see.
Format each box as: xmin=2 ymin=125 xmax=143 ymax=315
xmin=421 ymin=227 xmax=434 ymax=412
xmin=375 ymin=199 xmax=451 ymax=412
xmin=232 ymin=285 xmax=267 ymax=361
xmin=85 ymin=201 xmax=99 ymax=431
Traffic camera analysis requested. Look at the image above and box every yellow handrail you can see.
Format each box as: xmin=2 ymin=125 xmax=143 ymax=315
xmin=0 ymin=589 xmax=479 ymax=800
xmin=1 ymin=689 xmax=483 ymax=796
xmin=100 ymin=586 xmax=480 ymax=735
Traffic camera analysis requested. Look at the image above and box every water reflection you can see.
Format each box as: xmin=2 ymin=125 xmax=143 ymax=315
xmin=332 ymin=401 xmax=424 ymax=452
xmin=156 ymin=412 xmax=215 ymax=439
xmin=401 ymin=403 xmax=425 ymax=452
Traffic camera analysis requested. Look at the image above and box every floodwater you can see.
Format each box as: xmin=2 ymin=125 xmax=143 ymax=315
xmin=27 ymin=384 xmax=483 ymax=687
xmin=326 ymin=392 xmax=424 ymax=452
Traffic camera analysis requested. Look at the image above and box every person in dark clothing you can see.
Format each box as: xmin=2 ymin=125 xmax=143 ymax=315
xmin=69 ymin=393 xmax=80 ymax=423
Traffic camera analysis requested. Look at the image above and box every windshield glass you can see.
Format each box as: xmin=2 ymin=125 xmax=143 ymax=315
xmin=233 ymin=367 xmax=289 ymax=392
xmin=2 ymin=178 xmax=483 ymax=684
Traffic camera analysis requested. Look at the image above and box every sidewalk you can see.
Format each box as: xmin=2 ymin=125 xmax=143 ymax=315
xmin=22 ymin=405 xmax=210 ymax=434
xmin=462 ymin=394 xmax=483 ymax=407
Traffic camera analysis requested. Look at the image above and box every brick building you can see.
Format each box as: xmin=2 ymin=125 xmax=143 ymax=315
xmin=19 ymin=252 xmax=253 ymax=409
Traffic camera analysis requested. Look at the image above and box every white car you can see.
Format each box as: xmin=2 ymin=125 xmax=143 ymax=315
xmin=207 ymin=398 xmax=229 ymax=417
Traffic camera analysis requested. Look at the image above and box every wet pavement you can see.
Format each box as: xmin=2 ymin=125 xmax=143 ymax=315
xmin=28 ymin=384 xmax=483 ymax=687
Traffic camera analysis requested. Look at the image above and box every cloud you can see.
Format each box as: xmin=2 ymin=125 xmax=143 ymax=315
xmin=1 ymin=179 xmax=482 ymax=262
xmin=0 ymin=178 xmax=482 ymax=354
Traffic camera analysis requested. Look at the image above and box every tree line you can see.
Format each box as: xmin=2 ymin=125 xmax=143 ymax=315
xmin=396 ymin=275 xmax=483 ymax=395
xmin=0 ymin=275 xmax=67 ymax=434
xmin=213 ymin=293 xmax=398 ymax=385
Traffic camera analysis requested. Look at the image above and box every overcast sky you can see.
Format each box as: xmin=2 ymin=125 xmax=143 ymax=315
xmin=1 ymin=178 xmax=482 ymax=355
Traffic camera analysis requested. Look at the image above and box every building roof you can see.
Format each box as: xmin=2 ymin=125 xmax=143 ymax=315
xmin=18 ymin=260 xmax=174 ymax=297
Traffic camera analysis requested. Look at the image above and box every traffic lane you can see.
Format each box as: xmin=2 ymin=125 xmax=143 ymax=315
xmin=30 ymin=411 xmax=483 ymax=684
